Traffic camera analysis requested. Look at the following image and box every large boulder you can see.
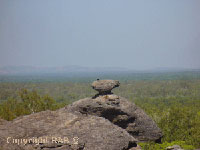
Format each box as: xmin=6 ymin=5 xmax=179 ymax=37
xmin=0 ymin=79 xmax=162 ymax=150
xmin=0 ymin=107 xmax=138 ymax=150
xmin=67 ymin=94 xmax=163 ymax=142
xmin=92 ymin=79 xmax=120 ymax=95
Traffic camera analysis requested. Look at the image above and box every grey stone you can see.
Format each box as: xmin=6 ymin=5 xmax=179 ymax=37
xmin=91 ymin=79 xmax=120 ymax=94
xmin=0 ymin=79 xmax=163 ymax=150
xmin=166 ymin=145 xmax=184 ymax=150
xmin=67 ymin=94 xmax=163 ymax=142
xmin=0 ymin=107 xmax=137 ymax=150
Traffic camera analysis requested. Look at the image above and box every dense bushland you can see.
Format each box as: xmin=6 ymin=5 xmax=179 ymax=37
xmin=0 ymin=89 xmax=65 ymax=121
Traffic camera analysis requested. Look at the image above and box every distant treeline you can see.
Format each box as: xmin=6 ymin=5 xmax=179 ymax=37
xmin=0 ymin=71 xmax=200 ymax=83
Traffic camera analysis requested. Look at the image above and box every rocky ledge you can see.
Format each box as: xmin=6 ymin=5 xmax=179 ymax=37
xmin=0 ymin=79 xmax=162 ymax=150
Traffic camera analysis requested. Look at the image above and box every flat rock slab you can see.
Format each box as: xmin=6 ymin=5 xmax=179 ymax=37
xmin=0 ymin=107 xmax=137 ymax=150
xmin=91 ymin=80 xmax=120 ymax=94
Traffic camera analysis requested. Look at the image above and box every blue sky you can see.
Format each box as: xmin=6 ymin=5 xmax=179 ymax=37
xmin=0 ymin=0 xmax=200 ymax=70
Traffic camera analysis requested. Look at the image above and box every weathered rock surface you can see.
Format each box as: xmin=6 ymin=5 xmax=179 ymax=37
xmin=67 ymin=94 xmax=162 ymax=142
xmin=0 ymin=118 xmax=7 ymax=125
xmin=166 ymin=145 xmax=184 ymax=150
xmin=0 ymin=79 xmax=162 ymax=150
xmin=0 ymin=108 xmax=137 ymax=150
xmin=92 ymin=80 xmax=120 ymax=94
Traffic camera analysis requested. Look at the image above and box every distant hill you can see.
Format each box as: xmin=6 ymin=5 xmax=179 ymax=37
xmin=0 ymin=65 xmax=199 ymax=76
xmin=0 ymin=65 xmax=131 ymax=75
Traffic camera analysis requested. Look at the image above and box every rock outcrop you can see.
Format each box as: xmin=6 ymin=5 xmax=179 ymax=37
xmin=166 ymin=145 xmax=184 ymax=150
xmin=67 ymin=94 xmax=162 ymax=142
xmin=0 ymin=79 xmax=162 ymax=150
xmin=92 ymin=79 xmax=120 ymax=95
xmin=0 ymin=109 xmax=138 ymax=150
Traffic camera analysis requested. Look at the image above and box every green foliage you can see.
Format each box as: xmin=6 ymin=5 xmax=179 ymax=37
xmin=139 ymin=141 xmax=195 ymax=150
xmin=157 ymin=106 xmax=200 ymax=148
xmin=0 ymin=89 xmax=64 ymax=121
xmin=0 ymin=98 xmax=18 ymax=120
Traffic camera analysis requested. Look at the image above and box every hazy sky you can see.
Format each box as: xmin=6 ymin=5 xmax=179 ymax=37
xmin=0 ymin=0 xmax=200 ymax=70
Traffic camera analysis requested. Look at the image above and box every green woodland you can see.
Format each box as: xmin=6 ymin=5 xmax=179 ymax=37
xmin=0 ymin=73 xmax=200 ymax=149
